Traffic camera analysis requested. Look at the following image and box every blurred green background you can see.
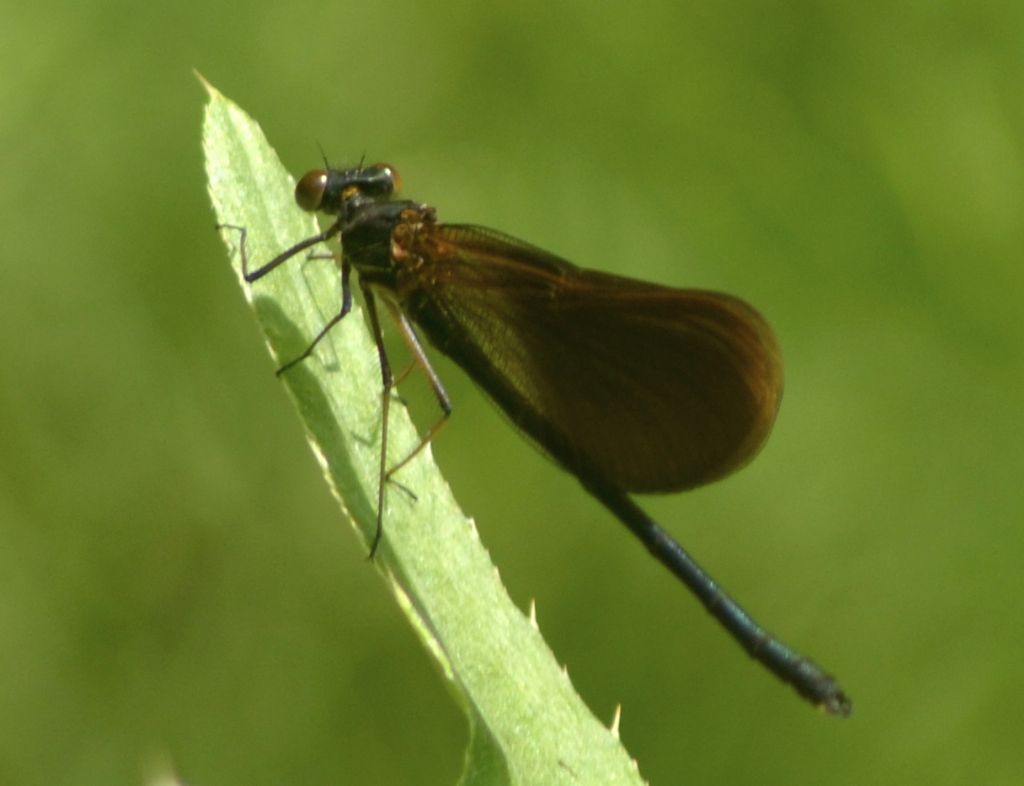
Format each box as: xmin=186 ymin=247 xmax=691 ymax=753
xmin=3 ymin=1 xmax=1022 ymax=784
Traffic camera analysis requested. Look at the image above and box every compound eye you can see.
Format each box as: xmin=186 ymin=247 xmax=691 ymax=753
xmin=295 ymin=170 xmax=328 ymax=212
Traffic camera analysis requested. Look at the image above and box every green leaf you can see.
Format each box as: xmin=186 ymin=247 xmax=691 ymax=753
xmin=199 ymin=75 xmax=647 ymax=786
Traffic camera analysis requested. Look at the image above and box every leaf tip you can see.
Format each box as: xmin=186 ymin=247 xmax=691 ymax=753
xmin=193 ymin=69 xmax=219 ymax=100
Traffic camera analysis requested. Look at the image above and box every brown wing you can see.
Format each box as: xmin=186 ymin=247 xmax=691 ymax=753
xmin=395 ymin=224 xmax=783 ymax=493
